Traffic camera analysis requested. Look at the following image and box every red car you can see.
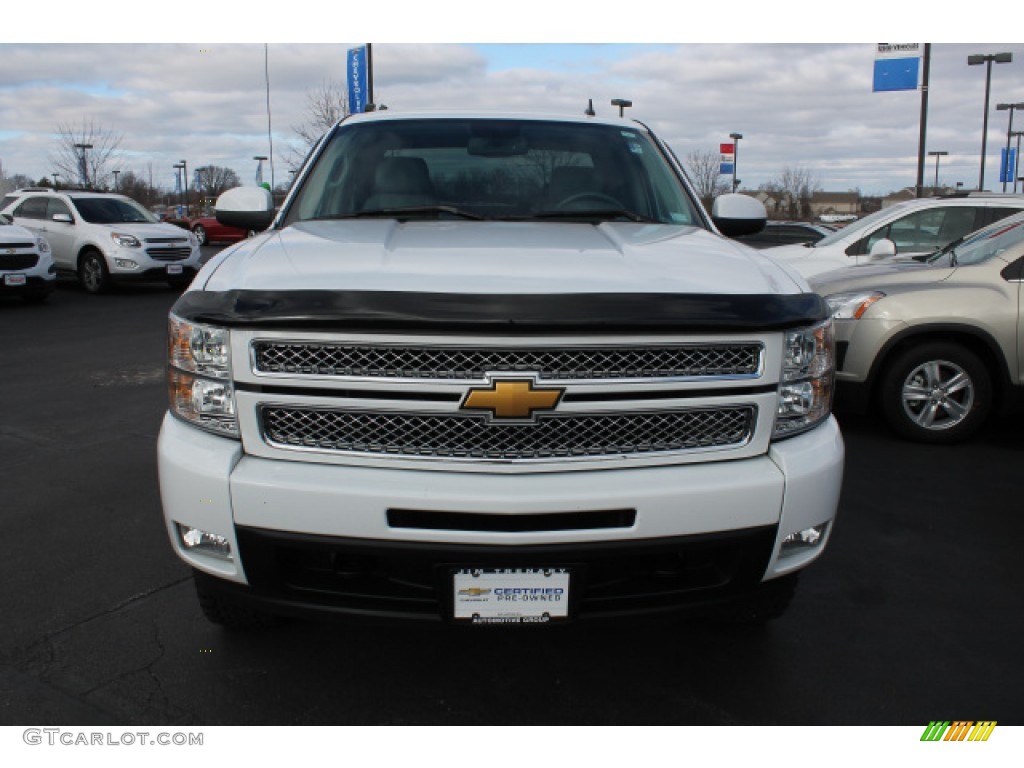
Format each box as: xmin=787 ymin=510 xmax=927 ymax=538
xmin=187 ymin=215 xmax=250 ymax=245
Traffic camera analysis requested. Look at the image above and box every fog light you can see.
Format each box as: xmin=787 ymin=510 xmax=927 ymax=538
xmin=781 ymin=522 xmax=829 ymax=555
xmin=114 ymin=258 xmax=138 ymax=269
xmin=177 ymin=523 xmax=233 ymax=560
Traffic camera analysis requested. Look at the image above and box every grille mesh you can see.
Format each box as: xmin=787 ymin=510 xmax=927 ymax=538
xmin=146 ymin=247 xmax=192 ymax=261
xmin=253 ymin=342 xmax=762 ymax=380
xmin=0 ymin=253 xmax=39 ymax=269
xmin=261 ymin=405 xmax=755 ymax=460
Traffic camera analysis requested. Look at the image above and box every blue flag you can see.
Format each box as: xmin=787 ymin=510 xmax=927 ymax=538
xmin=348 ymin=46 xmax=368 ymax=114
xmin=1001 ymin=148 xmax=1017 ymax=183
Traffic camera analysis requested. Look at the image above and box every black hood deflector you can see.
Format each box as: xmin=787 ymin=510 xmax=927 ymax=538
xmin=172 ymin=290 xmax=829 ymax=333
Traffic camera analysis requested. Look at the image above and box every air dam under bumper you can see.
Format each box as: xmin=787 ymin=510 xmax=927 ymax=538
xmin=158 ymin=414 xmax=843 ymax=621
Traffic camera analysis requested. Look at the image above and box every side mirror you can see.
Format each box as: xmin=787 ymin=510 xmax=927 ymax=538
xmin=868 ymin=238 xmax=897 ymax=260
xmin=52 ymin=213 xmax=73 ymax=223
xmin=711 ymin=193 xmax=767 ymax=238
xmin=215 ymin=186 xmax=275 ymax=231
xmin=0 ymin=213 xmax=12 ymax=225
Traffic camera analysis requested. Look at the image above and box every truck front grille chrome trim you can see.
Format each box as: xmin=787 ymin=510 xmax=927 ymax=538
xmin=252 ymin=342 xmax=763 ymax=381
xmin=259 ymin=404 xmax=756 ymax=460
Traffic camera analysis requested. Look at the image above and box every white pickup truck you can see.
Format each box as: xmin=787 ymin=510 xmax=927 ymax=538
xmin=158 ymin=111 xmax=843 ymax=629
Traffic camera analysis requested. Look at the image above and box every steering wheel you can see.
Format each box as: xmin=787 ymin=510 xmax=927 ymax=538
xmin=555 ymin=192 xmax=622 ymax=210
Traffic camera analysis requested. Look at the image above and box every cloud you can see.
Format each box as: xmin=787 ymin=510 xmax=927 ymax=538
xmin=3 ymin=42 xmax=1024 ymax=195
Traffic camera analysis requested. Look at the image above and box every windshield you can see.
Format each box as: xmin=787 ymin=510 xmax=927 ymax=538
xmin=72 ymin=196 xmax=158 ymax=224
xmin=284 ymin=118 xmax=701 ymax=226
xmin=927 ymin=213 xmax=1024 ymax=267
xmin=810 ymin=203 xmax=913 ymax=248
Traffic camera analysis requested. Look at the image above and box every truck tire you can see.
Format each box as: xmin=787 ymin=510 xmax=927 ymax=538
xmin=878 ymin=341 xmax=991 ymax=444
xmin=193 ymin=571 xmax=277 ymax=631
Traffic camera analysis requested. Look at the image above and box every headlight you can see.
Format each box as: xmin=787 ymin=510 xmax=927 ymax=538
xmin=35 ymin=236 xmax=50 ymax=254
xmin=167 ymin=314 xmax=238 ymax=437
xmin=825 ymin=291 xmax=884 ymax=320
xmin=188 ymin=232 xmax=199 ymax=246
xmin=110 ymin=231 xmax=141 ymax=248
xmin=169 ymin=314 xmax=230 ymax=378
xmin=773 ymin=318 xmax=834 ymax=439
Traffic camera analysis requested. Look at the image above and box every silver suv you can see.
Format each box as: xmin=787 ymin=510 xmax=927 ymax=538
xmin=767 ymin=193 xmax=1024 ymax=278
xmin=1 ymin=189 xmax=201 ymax=293
xmin=811 ymin=211 xmax=1024 ymax=443
xmin=0 ymin=212 xmax=56 ymax=302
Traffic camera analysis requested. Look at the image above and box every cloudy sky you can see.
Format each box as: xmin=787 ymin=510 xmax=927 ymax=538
xmin=3 ymin=6 xmax=1023 ymax=197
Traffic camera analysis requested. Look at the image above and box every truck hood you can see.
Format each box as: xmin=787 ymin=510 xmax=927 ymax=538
xmin=199 ymin=220 xmax=806 ymax=296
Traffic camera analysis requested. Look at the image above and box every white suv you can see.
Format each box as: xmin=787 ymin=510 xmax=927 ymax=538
xmin=1 ymin=189 xmax=201 ymax=293
xmin=764 ymin=194 xmax=1024 ymax=278
xmin=0 ymin=212 xmax=56 ymax=302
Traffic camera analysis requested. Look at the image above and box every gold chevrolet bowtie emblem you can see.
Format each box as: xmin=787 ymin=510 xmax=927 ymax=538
xmin=462 ymin=378 xmax=564 ymax=420
xmin=458 ymin=587 xmax=491 ymax=597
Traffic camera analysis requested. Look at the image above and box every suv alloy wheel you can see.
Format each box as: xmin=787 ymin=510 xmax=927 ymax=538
xmin=79 ymin=250 xmax=111 ymax=294
xmin=879 ymin=341 xmax=992 ymax=444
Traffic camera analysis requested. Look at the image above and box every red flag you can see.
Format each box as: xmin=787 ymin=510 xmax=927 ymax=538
xmin=720 ymin=143 xmax=735 ymax=155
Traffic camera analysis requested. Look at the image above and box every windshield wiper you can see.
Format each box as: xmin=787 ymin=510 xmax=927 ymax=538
xmin=528 ymin=209 xmax=658 ymax=223
xmin=314 ymin=205 xmax=486 ymax=221
xmin=924 ymin=234 xmax=966 ymax=265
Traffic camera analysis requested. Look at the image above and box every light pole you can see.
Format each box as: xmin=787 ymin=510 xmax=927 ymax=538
xmin=729 ymin=132 xmax=743 ymax=192
xmin=967 ymin=52 xmax=1012 ymax=191
xmin=179 ymin=160 xmax=189 ymax=217
xmin=610 ymin=98 xmax=632 ymax=117
xmin=173 ymin=163 xmax=185 ymax=216
xmin=996 ymin=102 xmax=1024 ymax=191
xmin=112 ymin=169 xmax=120 ymax=192
xmin=51 ymin=173 xmax=59 ymax=190
xmin=927 ymin=151 xmax=948 ymax=191
xmin=74 ymin=143 xmax=93 ymax=188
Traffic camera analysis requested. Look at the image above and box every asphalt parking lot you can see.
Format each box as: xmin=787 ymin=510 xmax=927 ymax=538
xmin=1 ymin=257 xmax=1022 ymax=727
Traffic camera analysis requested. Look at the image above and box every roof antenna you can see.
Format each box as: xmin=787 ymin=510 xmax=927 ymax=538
xmin=584 ymin=98 xmax=596 ymax=117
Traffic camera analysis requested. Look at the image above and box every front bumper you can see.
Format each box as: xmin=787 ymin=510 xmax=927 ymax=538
xmin=0 ymin=274 xmax=56 ymax=296
xmin=158 ymin=414 xmax=843 ymax=621
xmin=110 ymin=264 xmax=199 ymax=282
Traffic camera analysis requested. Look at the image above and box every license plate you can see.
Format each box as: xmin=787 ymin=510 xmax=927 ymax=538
xmin=452 ymin=568 xmax=571 ymax=624
xmin=4 ymin=274 xmax=27 ymax=286
xmin=166 ymin=264 xmax=183 ymax=275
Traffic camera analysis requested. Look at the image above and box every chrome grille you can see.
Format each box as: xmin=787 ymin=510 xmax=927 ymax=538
xmin=252 ymin=342 xmax=762 ymax=380
xmin=146 ymin=246 xmax=191 ymax=261
xmin=260 ymin=405 xmax=755 ymax=460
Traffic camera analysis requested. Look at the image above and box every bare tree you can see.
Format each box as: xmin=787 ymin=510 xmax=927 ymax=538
xmin=0 ymin=159 xmax=34 ymax=194
xmin=766 ymin=166 xmax=821 ymax=220
xmin=289 ymin=80 xmax=348 ymax=170
xmin=684 ymin=150 xmax=730 ymax=209
xmin=114 ymin=170 xmax=161 ymax=208
xmin=51 ymin=120 xmax=124 ymax=189
xmin=757 ymin=180 xmax=787 ymax=217
xmin=194 ymin=165 xmax=241 ymax=200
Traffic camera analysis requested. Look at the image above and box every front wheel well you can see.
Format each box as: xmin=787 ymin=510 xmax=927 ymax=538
xmin=76 ymin=244 xmax=104 ymax=267
xmin=868 ymin=328 xmax=1009 ymax=413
